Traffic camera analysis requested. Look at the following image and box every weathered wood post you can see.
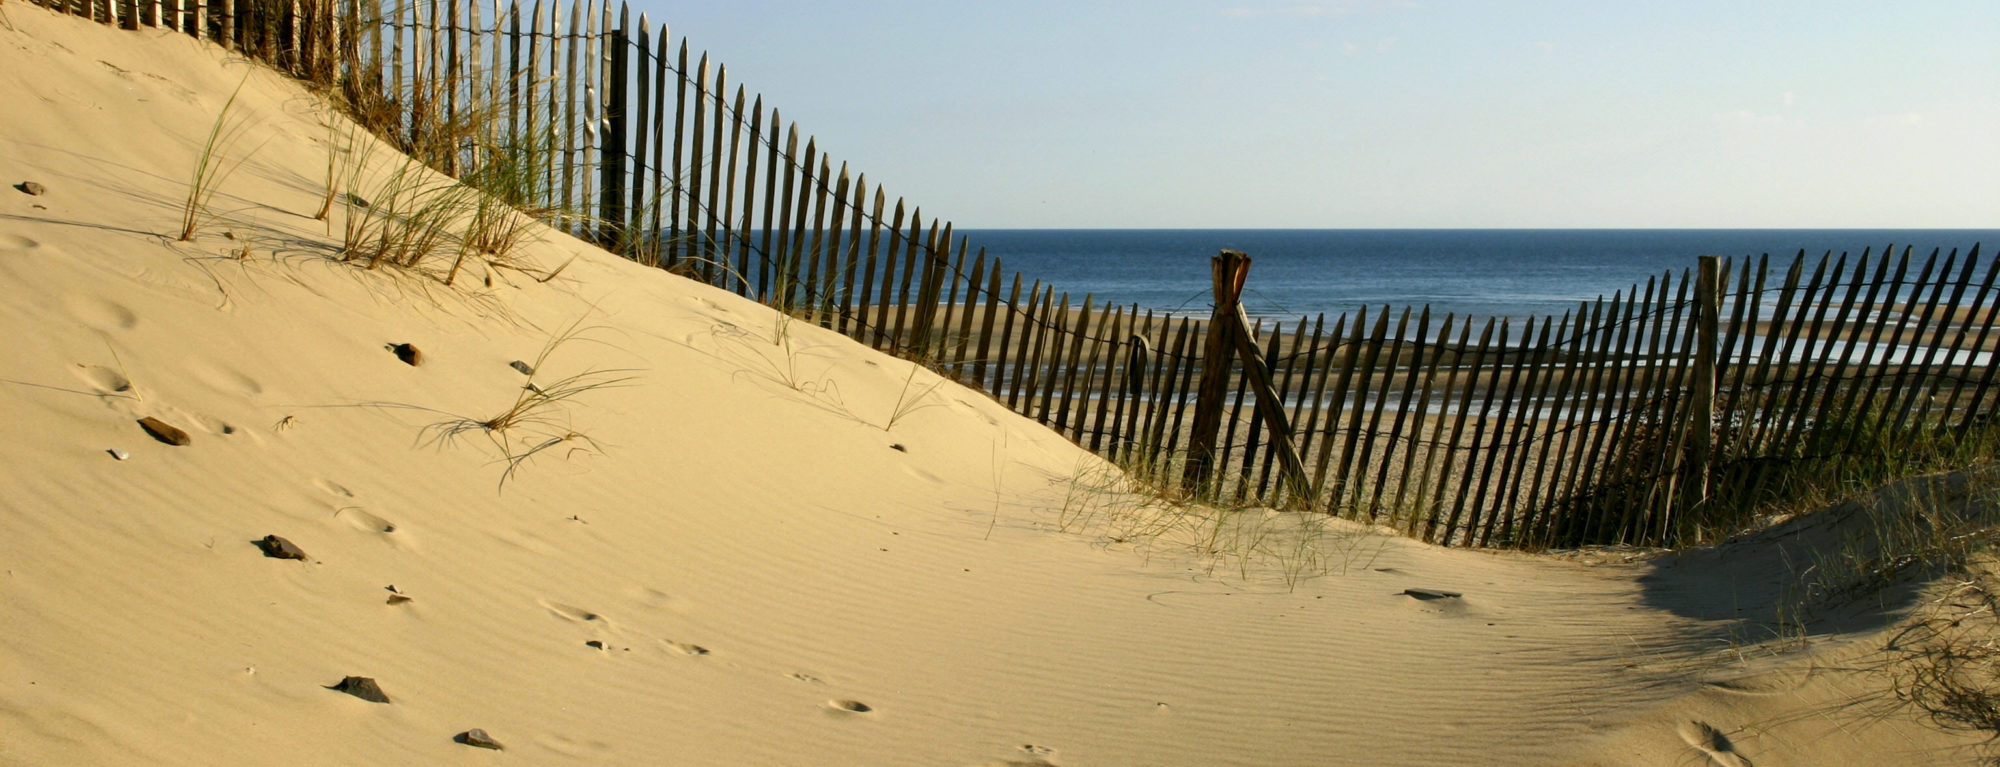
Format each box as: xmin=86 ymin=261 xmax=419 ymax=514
xmin=1687 ymin=255 xmax=1722 ymax=509
xmin=1183 ymin=251 xmax=1250 ymax=490
xmin=597 ymin=4 xmax=628 ymax=246
xmin=1182 ymin=251 xmax=1309 ymax=496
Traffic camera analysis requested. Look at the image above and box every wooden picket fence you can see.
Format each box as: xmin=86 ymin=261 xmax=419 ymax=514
xmin=26 ymin=0 xmax=2000 ymax=548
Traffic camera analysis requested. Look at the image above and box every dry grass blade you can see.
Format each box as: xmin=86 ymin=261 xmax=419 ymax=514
xmin=418 ymin=316 xmax=637 ymax=490
xmin=178 ymin=74 xmax=260 ymax=241
xmin=312 ymin=111 xmax=347 ymax=222
xmin=340 ymin=151 xmax=478 ymax=273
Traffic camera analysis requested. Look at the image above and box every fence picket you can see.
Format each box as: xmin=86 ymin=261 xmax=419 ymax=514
xmin=1088 ymin=306 xmax=1127 ymax=449
xmin=1012 ymin=283 xmax=1048 ymax=412
xmin=1357 ymin=308 xmax=1412 ymax=518
xmin=1293 ymin=314 xmax=1345 ymax=505
xmin=953 ymin=250 xmax=985 ymax=375
xmin=725 ymin=88 xmax=755 ymax=283
xmin=665 ymin=39 xmax=689 ymax=253
xmin=973 ymin=262 xmax=1004 ymax=389
xmin=648 ymin=24 xmax=671 ymax=257
xmin=1943 ymin=246 xmax=1999 ymax=426
xmin=703 ymin=65 xmax=726 ymax=274
xmin=1840 ymin=247 xmax=1912 ymax=450
xmin=1309 ymin=310 xmax=1365 ymax=499
xmin=1369 ymin=308 xmax=1426 ymax=520
xmin=1879 ymin=249 xmax=1953 ymax=436
xmin=754 ymin=110 xmax=780 ymax=294
xmin=1428 ymin=318 xmax=1497 ymax=543
xmin=1273 ymin=315 xmax=1326 ymax=507
xmin=805 ymin=157 xmax=837 ymax=319
xmin=1953 ymin=247 xmax=2000 ymax=427
xmin=1898 ymin=249 xmax=1977 ymax=432
xmin=560 ymin=3 xmax=584 ymax=221
xmin=1482 ymin=314 xmax=1554 ymax=546
xmin=1332 ymin=308 xmax=1391 ymax=511
xmin=1514 ymin=309 xmax=1577 ymax=544
xmin=834 ymin=175 xmax=866 ymax=332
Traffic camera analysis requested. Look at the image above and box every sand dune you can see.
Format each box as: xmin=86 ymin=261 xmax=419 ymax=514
xmin=0 ymin=7 xmax=1993 ymax=765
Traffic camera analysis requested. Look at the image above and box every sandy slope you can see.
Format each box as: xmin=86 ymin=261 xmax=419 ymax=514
xmin=0 ymin=7 xmax=1991 ymax=765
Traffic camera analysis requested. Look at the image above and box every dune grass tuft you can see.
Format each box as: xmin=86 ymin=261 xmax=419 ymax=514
xmin=419 ymin=316 xmax=637 ymax=490
xmin=1049 ymin=445 xmax=1386 ymax=590
xmin=178 ymin=75 xmax=260 ymax=241
xmin=339 ymin=148 xmax=478 ymax=273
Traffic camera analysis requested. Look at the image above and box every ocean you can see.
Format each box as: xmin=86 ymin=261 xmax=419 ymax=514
xmin=956 ymin=229 xmax=2000 ymax=323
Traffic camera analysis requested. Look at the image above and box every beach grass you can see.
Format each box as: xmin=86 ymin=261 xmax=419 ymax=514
xmin=419 ymin=315 xmax=638 ymax=489
xmin=177 ymin=74 xmax=258 ymax=241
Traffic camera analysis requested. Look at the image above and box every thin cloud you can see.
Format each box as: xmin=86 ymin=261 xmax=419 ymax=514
xmin=1222 ymin=5 xmax=1353 ymax=18
xmin=1221 ymin=0 xmax=1417 ymax=18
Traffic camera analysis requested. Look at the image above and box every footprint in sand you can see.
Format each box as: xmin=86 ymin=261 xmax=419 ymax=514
xmin=71 ymin=364 xmax=135 ymax=397
xmin=61 ymin=294 xmax=138 ymax=331
xmin=313 ymin=478 xmax=355 ymax=498
xmin=620 ymin=585 xmax=694 ymax=615
xmin=0 ymin=233 xmax=42 ymax=252
xmin=1701 ymin=669 xmax=1810 ymax=697
xmin=188 ymin=361 xmax=264 ymax=397
xmin=534 ymin=733 xmax=615 ymax=757
xmin=661 ymin=639 xmax=710 ymax=656
xmin=1678 ymin=720 xmax=1754 ymax=767
xmin=539 ymin=600 xmax=606 ymax=624
xmin=825 ymin=699 xmax=873 ymax=714
xmin=900 ymin=463 xmax=944 ymax=484
xmin=334 ymin=507 xmax=397 ymax=534
xmin=187 ymin=412 xmax=239 ymax=437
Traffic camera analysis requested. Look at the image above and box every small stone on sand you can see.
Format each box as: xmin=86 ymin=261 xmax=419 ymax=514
xmin=16 ymin=181 xmax=46 ymax=196
xmin=136 ymin=416 xmax=191 ymax=446
xmin=107 ymin=448 xmax=129 ymax=460
xmin=256 ymin=534 xmax=308 ymax=560
xmin=1403 ymin=588 xmax=1463 ymax=600
xmin=455 ymin=728 xmax=504 ymax=750
xmin=328 ymin=676 xmax=390 ymax=703
xmin=391 ymin=343 xmax=422 ymax=366
xmin=509 ymin=360 xmax=535 ymax=375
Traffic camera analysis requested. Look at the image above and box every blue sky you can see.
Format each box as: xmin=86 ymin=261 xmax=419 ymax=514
xmin=625 ymin=1 xmax=1997 ymax=229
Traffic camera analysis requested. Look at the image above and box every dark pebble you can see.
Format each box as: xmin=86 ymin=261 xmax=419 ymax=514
xmin=455 ymin=728 xmax=504 ymax=750
xmin=391 ymin=343 xmax=422 ymax=366
xmin=136 ymin=417 xmax=192 ymax=446
xmin=328 ymin=676 xmax=390 ymax=703
xmin=256 ymin=534 xmax=308 ymax=561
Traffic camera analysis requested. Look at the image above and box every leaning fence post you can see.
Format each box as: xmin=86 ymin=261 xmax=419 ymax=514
xmin=1183 ymin=250 xmax=1249 ymax=491
xmin=1180 ymin=250 xmax=1311 ymax=497
xmin=1687 ymin=255 xmax=1722 ymax=509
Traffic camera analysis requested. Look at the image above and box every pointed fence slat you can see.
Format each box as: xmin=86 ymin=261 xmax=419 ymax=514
xmin=1390 ymin=313 xmax=1449 ymax=522
xmin=836 ymin=176 xmax=867 ymax=333
xmin=1943 ymin=246 xmax=1999 ymax=426
xmin=1898 ymin=249 xmax=1977 ymax=432
xmin=1879 ymin=249 xmax=1953 ymax=436
xmin=1332 ymin=308 xmax=1391 ymax=510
